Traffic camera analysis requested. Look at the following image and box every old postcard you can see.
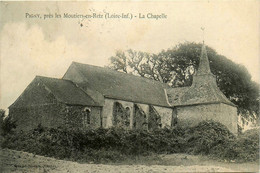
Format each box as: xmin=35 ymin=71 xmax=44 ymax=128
xmin=0 ymin=1 xmax=259 ymax=172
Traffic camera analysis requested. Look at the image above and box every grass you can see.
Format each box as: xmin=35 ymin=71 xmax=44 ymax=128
xmin=1 ymin=148 xmax=259 ymax=172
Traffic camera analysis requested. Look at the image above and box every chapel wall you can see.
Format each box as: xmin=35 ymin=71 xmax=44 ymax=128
xmin=102 ymin=98 xmax=134 ymax=128
xmin=102 ymin=98 xmax=174 ymax=129
xmin=9 ymin=104 xmax=102 ymax=131
xmin=176 ymin=103 xmax=237 ymax=134
xmin=9 ymin=103 xmax=66 ymax=131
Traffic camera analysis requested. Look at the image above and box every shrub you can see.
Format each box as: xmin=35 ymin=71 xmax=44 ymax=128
xmin=210 ymin=128 xmax=259 ymax=162
xmin=0 ymin=114 xmax=17 ymax=136
xmin=183 ymin=120 xmax=235 ymax=155
xmin=1 ymin=120 xmax=258 ymax=163
xmin=1 ymin=125 xmax=185 ymax=161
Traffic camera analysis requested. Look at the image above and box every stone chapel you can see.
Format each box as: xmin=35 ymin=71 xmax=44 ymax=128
xmin=9 ymin=43 xmax=238 ymax=134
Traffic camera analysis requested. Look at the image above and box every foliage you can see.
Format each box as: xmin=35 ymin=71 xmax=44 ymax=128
xmin=210 ymin=128 xmax=259 ymax=162
xmin=0 ymin=109 xmax=4 ymax=116
xmin=0 ymin=109 xmax=4 ymax=127
xmin=0 ymin=110 xmax=16 ymax=136
xmin=1 ymin=121 xmax=258 ymax=163
xmin=108 ymin=42 xmax=259 ymax=119
xmin=184 ymin=120 xmax=235 ymax=155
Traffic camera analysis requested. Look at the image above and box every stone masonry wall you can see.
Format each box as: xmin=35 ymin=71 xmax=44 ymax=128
xmin=9 ymin=103 xmax=66 ymax=131
xmin=9 ymin=104 xmax=102 ymax=131
xmin=176 ymin=103 xmax=237 ymax=134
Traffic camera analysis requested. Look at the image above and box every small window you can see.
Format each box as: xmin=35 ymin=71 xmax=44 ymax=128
xmin=86 ymin=110 xmax=90 ymax=124
xmin=83 ymin=108 xmax=91 ymax=125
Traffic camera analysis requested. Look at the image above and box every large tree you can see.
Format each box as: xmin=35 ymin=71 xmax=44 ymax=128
xmin=108 ymin=42 xmax=259 ymax=120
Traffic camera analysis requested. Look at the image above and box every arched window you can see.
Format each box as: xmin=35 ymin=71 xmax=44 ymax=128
xmin=112 ymin=102 xmax=131 ymax=128
xmin=148 ymin=105 xmax=161 ymax=130
xmin=112 ymin=102 xmax=125 ymax=127
xmin=83 ymin=108 xmax=91 ymax=126
xmin=133 ymin=104 xmax=147 ymax=130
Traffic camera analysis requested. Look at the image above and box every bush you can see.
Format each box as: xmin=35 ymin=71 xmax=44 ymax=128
xmin=210 ymin=128 xmax=259 ymax=162
xmin=184 ymin=120 xmax=235 ymax=155
xmin=1 ymin=120 xmax=258 ymax=163
xmin=0 ymin=112 xmax=16 ymax=136
xmin=237 ymin=129 xmax=259 ymax=161
xmin=1 ymin=125 xmax=185 ymax=161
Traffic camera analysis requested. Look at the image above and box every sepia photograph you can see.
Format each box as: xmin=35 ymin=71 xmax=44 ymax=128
xmin=0 ymin=1 xmax=259 ymax=172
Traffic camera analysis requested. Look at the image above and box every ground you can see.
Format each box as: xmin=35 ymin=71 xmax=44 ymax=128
xmin=1 ymin=149 xmax=259 ymax=173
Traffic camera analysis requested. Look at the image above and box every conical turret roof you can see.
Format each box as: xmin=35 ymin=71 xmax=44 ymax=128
xmin=166 ymin=43 xmax=236 ymax=107
xmin=195 ymin=43 xmax=212 ymax=75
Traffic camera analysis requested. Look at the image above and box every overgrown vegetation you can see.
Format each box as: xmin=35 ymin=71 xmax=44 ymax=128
xmin=1 ymin=120 xmax=258 ymax=163
xmin=0 ymin=109 xmax=16 ymax=137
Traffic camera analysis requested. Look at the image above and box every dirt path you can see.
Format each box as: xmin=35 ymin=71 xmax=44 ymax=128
xmin=1 ymin=149 xmax=258 ymax=172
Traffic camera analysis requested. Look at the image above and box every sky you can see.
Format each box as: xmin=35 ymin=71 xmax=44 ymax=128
xmin=0 ymin=1 xmax=259 ymax=110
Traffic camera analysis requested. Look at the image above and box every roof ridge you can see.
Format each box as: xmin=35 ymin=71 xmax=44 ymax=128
xmin=72 ymin=61 xmax=170 ymax=88
xmin=35 ymin=75 xmax=75 ymax=83
xmin=68 ymin=80 xmax=98 ymax=105
xmin=36 ymin=77 xmax=65 ymax=104
xmin=37 ymin=75 xmax=100 ymax=106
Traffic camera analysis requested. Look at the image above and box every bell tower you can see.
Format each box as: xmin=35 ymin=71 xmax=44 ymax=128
xmin=166 ymin=29 xmax=238 ymax=134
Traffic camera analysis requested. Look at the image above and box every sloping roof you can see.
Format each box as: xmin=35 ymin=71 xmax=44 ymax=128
xmin=37 ymin=76 xmax=101 ymax=106
xmin=195 ymin=44 xmax=212 ymax=75
xmin=63 ymin=62 xmax=172 ymax=107
xmin=170 ymin=77 xmax=236 ymax=107
xmin=166 ymin=44 xmax=236 ymax=107
xmin=166 ymin=87 xmax=190 ymax=105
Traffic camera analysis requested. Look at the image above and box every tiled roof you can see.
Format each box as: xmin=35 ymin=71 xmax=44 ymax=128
xmin=195 ymin=44 xmax=212 ymax=75
xmin=63 ymin=62 xmax=172 ymax=107
xmin=168 ymin=76 xmax=236 ymax=107
xmin=166 ymin=87 xmax=189 ymax=105
xmin=166 ymin=44 xmax=236 ymax=107
xmin=37 ymin=76 xmax=101 ymax=106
